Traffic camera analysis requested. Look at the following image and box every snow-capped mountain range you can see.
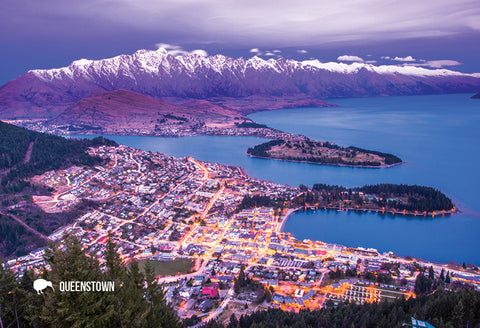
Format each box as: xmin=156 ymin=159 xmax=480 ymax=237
xmin=1 ymin=48 xmax=480 ymax=118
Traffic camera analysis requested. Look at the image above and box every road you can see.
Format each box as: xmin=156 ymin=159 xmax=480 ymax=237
xmin=23 ymin=141 xmax=34 ymax=164
xmin=0 ymin=210 xmax=51 ymax=242
xmin=194 ymin=287 xmax=235 ymax=327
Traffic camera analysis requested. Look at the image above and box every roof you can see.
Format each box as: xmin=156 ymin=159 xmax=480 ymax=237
xmin=411 ymin=318 xmax=435 ymax=328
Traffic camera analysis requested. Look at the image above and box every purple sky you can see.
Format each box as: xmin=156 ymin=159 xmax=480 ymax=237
xmin=1 ymin=0 xmax=480 ymax=85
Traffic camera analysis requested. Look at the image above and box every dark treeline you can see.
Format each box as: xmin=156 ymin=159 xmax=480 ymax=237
xmin=164 ymin=113 xmax=189 ymax=122
xmin=0 ymin=213 xmax=44 ymax=257
xmin=0 ymin=234 xmax=182 ymax=328
xmin=246 ymin=139 xmax=285 ymax=157
xmin=235 ymin=122 xmax=268 ymax=129
xmin=359 ymin=184 xmax=454 ymax=212
xmin=1 ymin=199 xmax=101 ymax=258
xmin=205 ymin=289 xmax=480 ymax=328
xmin=238 ymin=183 xmax=453 ymax=214
xmin=277 ymin=154 xmax=383 ymax=167
xmin=237 ymin=195 xmax=286 ymax=211
xmin=308 ymin=183 xmax=454 ymax=213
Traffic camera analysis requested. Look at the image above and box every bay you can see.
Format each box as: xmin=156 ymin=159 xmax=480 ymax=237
xmin=251 ymin=93 xmax=480 ymax=264
xmin=73 ymin=93 xmax=480 ymax=264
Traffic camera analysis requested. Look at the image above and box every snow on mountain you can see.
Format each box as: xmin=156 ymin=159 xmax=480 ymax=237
xmin=1 ymin=48 xmax=480 ymax=118
xmin=300 ymin=60 xmax=469 ymax=76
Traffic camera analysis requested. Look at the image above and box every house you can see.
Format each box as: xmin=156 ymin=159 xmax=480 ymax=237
xmin=202 ymin=284 xmax=219 ymax=298
xmin=179 ymin=287 xmax=194 ymax=299
xmin=193 ymin=276 xmax=204 ymax=286
xmin=198 ymin=299 xmax=213 ymax=312
xmin=217 ymin=275 xmax=233 ymax=283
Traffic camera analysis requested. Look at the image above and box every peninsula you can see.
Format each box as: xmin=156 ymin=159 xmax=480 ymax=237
xmin=294 ymin=183 xmax=456 ymax=216
xmin=247 ymin=138 xmax=402 ymax=167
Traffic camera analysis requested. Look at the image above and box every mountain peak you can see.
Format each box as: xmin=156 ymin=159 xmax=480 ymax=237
xmin=1 ymin=49 xmax=480 ymax=119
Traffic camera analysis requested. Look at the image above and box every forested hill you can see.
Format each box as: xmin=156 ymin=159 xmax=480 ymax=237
xmin=306 ymin=183 xmax=454 ymax=213
xmin=0 ymin=121 xmax=117 ymax=189
xmin=0 ymin=121 xmax=117 ymax=257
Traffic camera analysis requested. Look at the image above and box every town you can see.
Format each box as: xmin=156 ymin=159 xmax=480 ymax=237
xmin=5 ymin=144 xmax=480 ymax=327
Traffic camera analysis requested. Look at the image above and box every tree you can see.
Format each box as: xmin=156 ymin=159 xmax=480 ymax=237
xmin=365 ymin=271 xmax=376 ymax=281
xmin=144 ymin=260 xmax=182 ymax=328
xmin=228 ymin=313 xmax=238 ymax=328
xmin=38 ymin=234 xmax=181 ymax=328
xmin=234 ymin=267 xmax=246 ymax=293
xmin=264 ymin=287 xmax=272 ymax=303
xmin=445 ymin=271 xmax=451 ymax=284
xmin=105 ymin=235 xmax=124 ymax=279
xmin=41 ymin=234 xmax=115 ymax=327
xmin=415 ymin=272 xmax=432 ymax=295
xmin=428 ymin=266 xmax=435 ymax=280
xmin=0 ymin=260 xmax=32 ymax=328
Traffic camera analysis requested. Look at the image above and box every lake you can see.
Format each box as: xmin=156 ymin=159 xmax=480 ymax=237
xmin=74 ymin=93 xmax=480 ymax=264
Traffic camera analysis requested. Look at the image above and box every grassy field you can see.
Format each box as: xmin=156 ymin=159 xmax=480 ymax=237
xmin=139 ymin=258 xmax=194 ymax=276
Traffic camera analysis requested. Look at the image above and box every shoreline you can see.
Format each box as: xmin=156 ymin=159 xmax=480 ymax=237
xmin=278 ymin=206 xmax=477 ymax=267
xmin=67 ymin=131 xmax=401 ymax=170
xmin=13 ymin=118 xmax=404 ymax=170
xmin=276 ymin=208 xmax=300 ymax=234
xmin=278 ymin=205 xmax=458 ymax=234
xmin=247 ymin=154 xmax=402 ymax=169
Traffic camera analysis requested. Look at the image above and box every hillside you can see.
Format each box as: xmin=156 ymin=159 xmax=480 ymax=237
xmin=49 ymin=89 xmax=250 ymax=132
xmin=1 ymin=49 xmax=480 ymax=119
xmin=0 ymin=121 xmax=116 ymax=181
xmin=0 ymin=121 xmax=116 ymax=257
xmin=48 ymin=90 xmax=310 ymax=132
xmin=50 ymin=90 xmax=195 ymax=130
xmin=472 ymin=92 xmax=480 ymax=98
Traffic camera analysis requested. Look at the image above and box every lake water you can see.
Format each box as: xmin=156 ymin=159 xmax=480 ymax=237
xmin=75 ymin=93 xmax=480 ymax=264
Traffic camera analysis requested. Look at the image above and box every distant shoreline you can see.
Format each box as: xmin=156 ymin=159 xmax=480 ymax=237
xmin=247 ymin=153 xmax=402 ymax=169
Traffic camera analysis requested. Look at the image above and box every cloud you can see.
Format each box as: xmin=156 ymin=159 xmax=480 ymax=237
xmin=155 ymin=43 xmax=181 ymax=51
xmin=297 ymin=49 xmax=308 ymax=54
xmin=381 ymin=54 xmax=461 ymax=68
xmin=272 ymin=50 xmax=282 ymax=53
xmin=264 ymin=52 xmax=275 ymax=56
xmin=408 ymin=59 xmax=462 ymax=68
xmin=1 ymin=0 xmax=479 ymax=51
xmin=337 ymin=55 xmax=364 ymax=62
xmin=155 ymin=43 xmax=208 ymax=57
xmin=393 ymin=55 xmax=416 ymax=62
xmin=190 ymin=49 xmax=208 ymax=57
xmin=249 ymin=48 xmax=264 ymax=56
xmin=365 ymin=60 xmax=377 ymax=64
